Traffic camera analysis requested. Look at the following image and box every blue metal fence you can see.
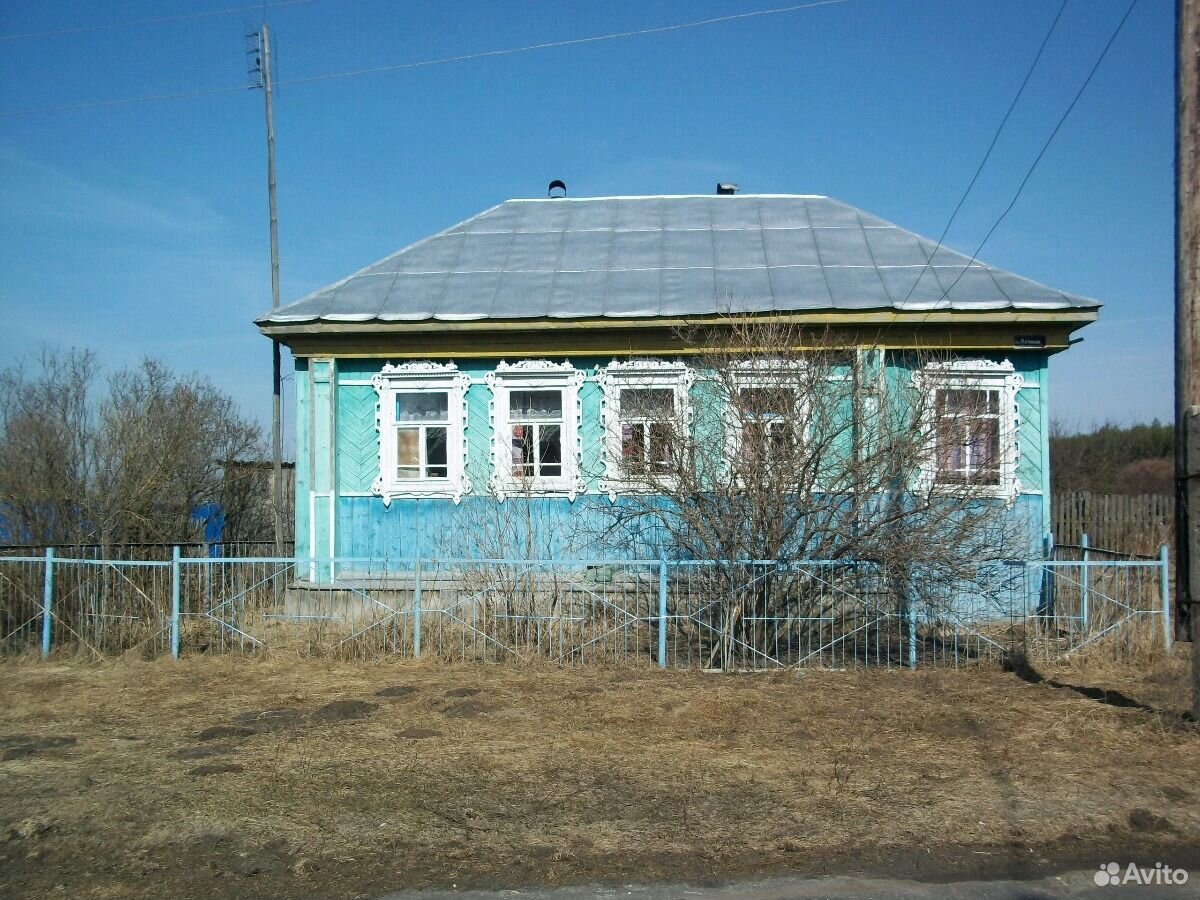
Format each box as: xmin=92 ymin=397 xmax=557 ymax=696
xmin=0 ymin=548 xmax=1172 ymax=667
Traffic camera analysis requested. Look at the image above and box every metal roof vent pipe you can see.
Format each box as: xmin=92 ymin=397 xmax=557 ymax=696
xmin=548 ymin=179 xmax=567 ymax=198
xmin=716 ymin=182 xmax=738 ymax=195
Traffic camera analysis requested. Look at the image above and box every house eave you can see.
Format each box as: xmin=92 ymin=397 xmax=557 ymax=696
xmin=259 ymin=309 xmax=1097 ymax=358
xmin=259 ymin=308 xmax=1097 ymax=337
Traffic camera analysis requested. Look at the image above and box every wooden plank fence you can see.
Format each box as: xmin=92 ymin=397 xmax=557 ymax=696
xmin=1052 ymin=492 xmax=1173 ymax=554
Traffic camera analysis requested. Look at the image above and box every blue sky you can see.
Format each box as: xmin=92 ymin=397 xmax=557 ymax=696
xmin=0 ymin=0 xmax=1173 ymax=446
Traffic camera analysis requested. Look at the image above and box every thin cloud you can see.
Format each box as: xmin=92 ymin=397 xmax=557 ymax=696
xmin=0 ymin=144 xmax=227 ymax=236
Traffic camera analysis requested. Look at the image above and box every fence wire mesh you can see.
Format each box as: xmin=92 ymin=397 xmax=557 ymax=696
xmin=0 ymin=550 xmax=1172 ymax=667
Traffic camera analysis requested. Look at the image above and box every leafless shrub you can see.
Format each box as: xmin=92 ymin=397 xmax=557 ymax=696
xmin=586 ymin=321 xmax=1028 ymax=667
xmin=0 ymin=349 xmax=264 ymax=551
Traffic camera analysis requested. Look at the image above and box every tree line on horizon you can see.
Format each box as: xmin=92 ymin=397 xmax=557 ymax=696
xmin=1050 ymin=420 xmax=1173 ymax=496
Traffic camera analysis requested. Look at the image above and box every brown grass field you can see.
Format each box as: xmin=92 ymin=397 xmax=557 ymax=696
xmin=1 ymin=649 xmax=1197 ymax=899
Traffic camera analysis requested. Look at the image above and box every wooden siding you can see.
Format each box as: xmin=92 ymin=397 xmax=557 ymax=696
xmin=293 ymin=352 xmax=1055 ymax=559
xmin=1052 ymin=492 xmax=1174 ymax=554
xmin=335 ymin=383 xmax=378 ymax=495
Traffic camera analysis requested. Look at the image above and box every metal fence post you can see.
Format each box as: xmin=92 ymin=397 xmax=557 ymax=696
xmin=40 ymin=547 xmax=54 ymax=658
xmin=906 ymin=591 xmax=918 ymax=670
xmin=1080 ymin=532 xmax=1090 ymax=629
xmin=1160 ymin=544 xmax=1172 ymax=652
xmin=170 ymin=546 xmax=182 ymax=660
xmin=657 ymin=555 xmax=668 ymax=669
xmin=413 ymin=559 xmax=422 ymax=659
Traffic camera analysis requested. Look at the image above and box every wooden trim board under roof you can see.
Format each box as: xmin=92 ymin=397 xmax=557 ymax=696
xmin=263 ymin=310 xmax=1096 ymax=358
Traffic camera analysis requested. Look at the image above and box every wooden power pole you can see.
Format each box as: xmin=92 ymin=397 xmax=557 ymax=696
xmin=254 ymin=24 xmax=286 ymax=556
xmin=1176 ymin=0 xmax=1200 ymax=717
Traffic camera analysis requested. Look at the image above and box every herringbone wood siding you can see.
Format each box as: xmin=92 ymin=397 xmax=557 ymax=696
xmin=337 ymin=385 xmax=379 ymax=494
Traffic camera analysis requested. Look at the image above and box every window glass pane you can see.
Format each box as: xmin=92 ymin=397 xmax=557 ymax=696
xmin=622 ymin=423 xmax=644 ymax=468
xmin=769 ymin=421 xmax=794 ymax=456
xmin=744 ymin=421 xmax=768 ymax=462
xmin=396 ymin=427 xmax=420 ymax=480
xmin=648 ymin=422 xmax=672 ymax=470
xmin=510 ymin=390 xmax=562 ymax=422
xmin=398 ymin=392 xmax=448 ymax=422
xmin=739 ymin=386 xmax=790 ymax=418
xmin=971 ymin=418 xmax=1000 ymax=483
xmin=936 ymin=425 xmax=962 ymax=478
xmin=938 ymin=388 xmax=994 ymax=419
xmin=620 ymin=388 xmax=674 ymax=420
xmin=539 ymin=424 xmax=562 ymax=476
xmin=426 ymin=427 xmax=448 ymax=478
xmin=397 ymin=428 xmax=419 ymax=465
xmin=511 ymin=425 xmax=534 ymax=477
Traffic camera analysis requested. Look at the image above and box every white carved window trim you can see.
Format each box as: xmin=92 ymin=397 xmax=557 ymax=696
xmin=597 ymin=359 xmax=695 ymax=497
xmin=486 ymin=360 xmax=585 ymax=500
xmin=913 ymin=359 xmax=1023 ymax=505
xmin=372 ymin=361 xmax=471 ymax=505
xmin=725 ymin=359 xmax=809 ymax=468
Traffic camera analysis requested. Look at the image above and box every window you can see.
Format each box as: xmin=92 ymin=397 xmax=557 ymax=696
xmin=619 ymin=388 xmax=675 ymax=474
xmin=487 ymin=360 xmax=584 ymax=498
xmin=915 ymin=360 xmax=1023 ymax=502
xmin=728 ymin=362 xmax=805 ymax=469
xmin=736 ymin=384 xmax=798 ymax=463
xmin=372 ymin=361 xmax=471 ymax=504
xmin=396 ymin=391 xmax=450 ymax=480
xmin=934 ymin=387 xmax=1000 ymax=485
xmin=598 ymin=360 xmax=693 ymax=493
xmin=509 ymin=389 xmax=563 ymax=478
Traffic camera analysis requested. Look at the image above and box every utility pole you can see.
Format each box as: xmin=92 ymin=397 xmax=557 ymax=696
xmin=1175 ymin=0 xmax=1200 ymax=717
xmin=252 ymin=24 xmax=286 ymax=556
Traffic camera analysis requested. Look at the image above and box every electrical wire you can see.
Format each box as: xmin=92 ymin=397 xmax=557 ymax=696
xmin=932 ymin=0 xmax=1141 ymax=305
xmin=0 ymin=0 xmax=849 ymax=118
xmin=0 ymin=0 xmax=312 ymax=42
xmin=902 ymin=0 xmax=1069 ymax=304
xmin=276 ymin=0 xmax=849 ymax=88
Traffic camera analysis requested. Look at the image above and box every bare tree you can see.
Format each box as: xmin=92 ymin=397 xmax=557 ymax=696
xmin=0 ymin=350 xmax=264 ymax=552
xmin=588 ymin=322 xmax=1028 ymax=667
xmin=0 ymin=349 xmax=96 ymax=546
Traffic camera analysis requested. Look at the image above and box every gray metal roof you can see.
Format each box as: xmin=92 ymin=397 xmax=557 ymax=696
xmin=258 ymin=195 xmax=1099 ymax=325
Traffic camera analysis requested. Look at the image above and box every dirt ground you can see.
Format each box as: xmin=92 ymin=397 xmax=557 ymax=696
xmin=0 ymin=649 xmax=1197 ymax=900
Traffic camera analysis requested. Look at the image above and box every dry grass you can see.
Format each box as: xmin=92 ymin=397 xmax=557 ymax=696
xmin=0 ymin=651 xmax=1197 ymax=899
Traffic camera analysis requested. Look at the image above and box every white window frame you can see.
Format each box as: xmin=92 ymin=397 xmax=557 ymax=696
xmin=486 ymin=360 xmax=585 ymax=500
xmin=372 ymin=361 xmax=471 ymax=505
xmin=726 ymin=359 xmax=808 ymax=468
xmin=598 ymin=359 xmax=694 ymax=496
xmin=913 ymin=359 xmax=1023 ymax=504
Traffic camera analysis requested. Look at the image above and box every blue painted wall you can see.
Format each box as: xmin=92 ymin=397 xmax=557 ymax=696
xmin=295 ymin=351 xmax=1054 ymax=563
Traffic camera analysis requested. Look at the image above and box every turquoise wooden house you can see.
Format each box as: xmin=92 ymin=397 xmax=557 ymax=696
xmin=256 ymin=191 xmax=1097 ymax=565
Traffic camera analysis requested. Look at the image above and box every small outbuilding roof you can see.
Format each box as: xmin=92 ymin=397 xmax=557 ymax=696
xmin=258 ymin=194 xmax=1098 ymax=326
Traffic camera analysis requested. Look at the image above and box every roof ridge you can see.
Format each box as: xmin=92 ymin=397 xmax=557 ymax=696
xmin=506 ymin=194 xmax=830 ymax=202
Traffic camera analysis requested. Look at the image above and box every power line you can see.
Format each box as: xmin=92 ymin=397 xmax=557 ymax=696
xmin=0 ymin=0 xmax=850 ymax=118
xmin=277 ymin=0 xmax=849 ymax=88
xmin=903 ymin=0 xmax=1069 ymax=304
xmin=0 ymin=0 xmax=312 ymax=42
xmin=932 ymin=0 xmax=1140 ymax=305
